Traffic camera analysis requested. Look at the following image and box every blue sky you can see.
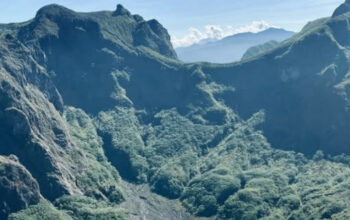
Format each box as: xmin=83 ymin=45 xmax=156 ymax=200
xmin=0 ymin=0 xmax=344 ymax=46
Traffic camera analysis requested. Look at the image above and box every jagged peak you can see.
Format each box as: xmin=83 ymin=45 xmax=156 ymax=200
xmin=133 ymin=14 xmax=144 ymax=22
xmin=35 ymin=4 xmax=76 ymax=20
xmin=332 ymin=0 xmax=350 ymax=17
xmin=113 ymin=4 xmax=131 ymax=17
xmin=147 ymin=19 xmax=162 ymax=27
xmin=147 ymin=19 xmax=163 ymax=33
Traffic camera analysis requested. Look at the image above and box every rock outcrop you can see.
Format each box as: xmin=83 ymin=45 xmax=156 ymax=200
xmin=0 ymin=155 xmax=42 ymax=219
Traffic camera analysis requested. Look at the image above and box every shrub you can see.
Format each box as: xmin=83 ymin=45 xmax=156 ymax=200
xmin=54 ymin=195 xmax=130 ymax=220
xmin=150 ymin=166 xmax=187 ymax=199
xmin=277 ymin=195 xmax=301 ymax=210
xmin=181 ymin=169 xmax=241 ymax=217
xmin=8 ymin=200 xmax=71 ymax=220
xmin=218 ymin=189 xmax=270 ymax=220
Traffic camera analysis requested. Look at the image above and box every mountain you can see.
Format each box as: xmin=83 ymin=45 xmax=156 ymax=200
xmin=175 ymin=28 xmax=295 ymax=63
xmin=1 ymin=2 xmax=350 ymax=220
xmin=241 ymin=40 xmax=279 ymax=60
xmin=332 ymin=0 xmax=350 ymax=17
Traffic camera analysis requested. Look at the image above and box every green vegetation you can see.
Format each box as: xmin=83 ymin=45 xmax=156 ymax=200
xmin=54 ymin=196 xmax=129 ymax=220
xmin=181 ymin=169 xmax=241 ymax=216
xmin=2 ymin=2 xmax=350 ymax=220
xmin=96 ymin=108 xmax=228 ymax=199
xmin=64 ymin=107 xmax=124 ymax=204
xmin=8 ymin=200 xmax=72 ymax=220
xmin=95 ymin=105 xmax=350 ymax=219
xmin=95 ymin=107 xmax=148 ymax=183
xmin=9 ymin=197 xmax=130 ymax=220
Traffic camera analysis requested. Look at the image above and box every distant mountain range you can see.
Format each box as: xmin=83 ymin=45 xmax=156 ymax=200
xmin=175 ymin=28 xmax=295 ymax=63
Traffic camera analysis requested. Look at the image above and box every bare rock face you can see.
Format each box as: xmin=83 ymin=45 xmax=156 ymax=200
xmin=0 ymin=155 xmax=42 ymax=219
xmin=0 ymin=34 xmax=78 ymax=201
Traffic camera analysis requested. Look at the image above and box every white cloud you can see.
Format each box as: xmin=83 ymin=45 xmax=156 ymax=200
xmin=171 ymin=20 xmax=279 ymax=48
